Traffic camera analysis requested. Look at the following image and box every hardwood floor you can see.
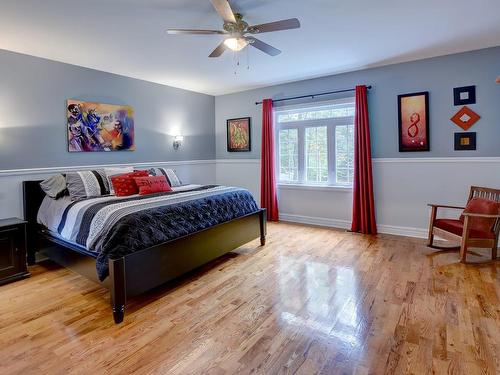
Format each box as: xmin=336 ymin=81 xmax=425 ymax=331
xmin=0 ymin=222 xmax=498 ymax=375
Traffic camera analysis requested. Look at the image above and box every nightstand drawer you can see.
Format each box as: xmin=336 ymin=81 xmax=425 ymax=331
xmin=0 ymin=219 xmax=30 ymax=285
xmin=0 ymin=228 xmax=21 ymax=276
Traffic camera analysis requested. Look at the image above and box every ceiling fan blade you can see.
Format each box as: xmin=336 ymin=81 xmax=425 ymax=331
xmin=210 ymin=0 xmax=236 ymax=23
xmin=247 ymin=37 xmax=281 ymax=56
xmin=166 ymin=29 xmax=226 ymax=35
xmin=209 ymin=41 xmax=227 ymax=58
xmin=247 ymin=18 xmax=300 ymax=34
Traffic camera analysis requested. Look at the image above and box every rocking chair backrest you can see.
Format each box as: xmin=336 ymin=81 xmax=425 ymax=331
xmin=466 ymin=186 xmax=500 ymax=236
xmin=467 ymin=186 xmax=500 ymax=204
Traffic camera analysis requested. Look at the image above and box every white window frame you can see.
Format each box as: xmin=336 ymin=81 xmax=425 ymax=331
xmin=274 ymin=98 xmax=355 ymax=189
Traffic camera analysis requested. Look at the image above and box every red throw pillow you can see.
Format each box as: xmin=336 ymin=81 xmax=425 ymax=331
xmin=460 ymin=198 xmax=500 ymax=234
xmin=111 ymin=170 xmax=149 ymax=197
xmin=133 ymin=175 xmax=172 ymax=195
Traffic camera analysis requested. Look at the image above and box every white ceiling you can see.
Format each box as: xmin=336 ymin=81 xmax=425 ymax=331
xmin=1 ymin=0 xmax=500 ymax=95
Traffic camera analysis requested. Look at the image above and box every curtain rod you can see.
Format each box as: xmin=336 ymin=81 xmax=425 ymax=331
xmin=254 ymin=85 xmax=372 ymax=105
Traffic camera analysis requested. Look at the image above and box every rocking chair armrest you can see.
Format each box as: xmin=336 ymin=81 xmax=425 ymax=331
xmin=461 ymin=212 xmax=500 ymax=219
xmin=427 ymin=204 xmax=465 ymax=210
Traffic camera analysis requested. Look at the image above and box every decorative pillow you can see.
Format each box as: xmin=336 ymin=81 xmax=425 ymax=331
xmin=40 ymin=174 xmax=67 ymax=199
xmin=133 ymin=175 xmax=172 ymax=195
xmin=111 ymin=170 xmax=149 ymax=197
xmin=66 ymin=170 xmax=109 ymax=201
xmin=148 ymin=168 xmax=182 ymax=187
xmin=104 ymin=167 xmax=134 ymax=194
xmin=461 ymin=197 xmax=500 ymax=234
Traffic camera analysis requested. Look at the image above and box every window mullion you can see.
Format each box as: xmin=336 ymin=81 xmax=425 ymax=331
xmin=275 ymin=120 xmax=280 ymax=182
xmin=298 ymin=126 xmax=305 ymax=183
xmin=328 ymin=124 xmax=336 ymax=185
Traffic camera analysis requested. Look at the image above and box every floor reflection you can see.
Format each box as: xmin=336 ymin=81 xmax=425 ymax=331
xmin=277 ymin=255 xmax=363 ymax=350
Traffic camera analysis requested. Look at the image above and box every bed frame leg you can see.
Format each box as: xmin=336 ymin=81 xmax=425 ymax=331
xmin=26 ymin=224 xmax=37 ymax=265
xmin=260 ymin=209 xmax=267 ymax=246
xmin=109 ymin=257 xmax=126 ymax=324
xmin=27 ymin=252 xmax=36 ymax=266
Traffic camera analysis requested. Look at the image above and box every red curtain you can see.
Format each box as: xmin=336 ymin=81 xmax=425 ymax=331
xmin=351 ymin=85 xmax=377 ymax=234
xmin=261 ymin=99 xmax=279 ymax=221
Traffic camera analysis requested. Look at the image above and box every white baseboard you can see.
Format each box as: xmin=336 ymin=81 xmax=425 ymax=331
xmin=279 ymin=214 xmax=351 ymax=230
xmin=279 ymin=213 xmax=428 ymax=239
xmin=216 ymin=157 xmax=500 ymax=165
xmin=373 ymin=157 xmax=500 ymax=164
xmin=376 ymin=224 xmax=428 ymax=238
xmin=216 ymin=159 xmax=260 ymax=164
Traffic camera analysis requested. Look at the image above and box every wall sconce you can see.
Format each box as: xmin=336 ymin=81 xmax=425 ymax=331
xmin=173 ymin=135 xmax=184 ymax=150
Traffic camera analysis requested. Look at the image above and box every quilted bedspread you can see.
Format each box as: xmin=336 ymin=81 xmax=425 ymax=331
xmin=50 ymin=185 xmax=259 ymax=280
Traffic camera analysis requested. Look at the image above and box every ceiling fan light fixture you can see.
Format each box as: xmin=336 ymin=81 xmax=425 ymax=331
xmin=224 ymin=37 xmax=248 ymax=51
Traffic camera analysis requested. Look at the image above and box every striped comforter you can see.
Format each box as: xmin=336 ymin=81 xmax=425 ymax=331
xmin=40 ymin=185 xmax=259 ymax=280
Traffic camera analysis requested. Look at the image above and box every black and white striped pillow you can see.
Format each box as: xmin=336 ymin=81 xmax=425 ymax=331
xmin=66 ymin=170 xmax=110 ymax=201
xmin=148 ymin=168 xmax=182 ymax=187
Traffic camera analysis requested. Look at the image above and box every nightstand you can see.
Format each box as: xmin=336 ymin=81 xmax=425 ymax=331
xmin=0 ymin=218 xmax=30 ymax=285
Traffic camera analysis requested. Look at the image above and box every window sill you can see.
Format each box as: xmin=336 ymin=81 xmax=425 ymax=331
xmin=277 ymin=183 xmax=353 ymax=192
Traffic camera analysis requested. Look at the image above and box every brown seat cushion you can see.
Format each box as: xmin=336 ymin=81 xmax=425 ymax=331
xmin=434 ymin=219 xmax=495 ymax=239
xmin=436 ymin=198 xmax=500 ymax=239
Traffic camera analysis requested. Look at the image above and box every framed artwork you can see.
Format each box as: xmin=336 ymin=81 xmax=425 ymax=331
xmin=398 ymin=92 xmax=430 ymax=152
xmin=450 ymin=106 xmax=480 ymax=130
xmin=67 ymin=100 xmax=135 ymax=152
xmin=454 ymin=132 xmax=476 ymax=151
xmin=227 ymin=117 xmax=251 ymax=152
xmin=453 ymin=86 xmax=476 ymax=106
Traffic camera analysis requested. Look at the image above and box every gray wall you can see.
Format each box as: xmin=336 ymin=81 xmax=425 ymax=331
xmin=1 ymin=45 xmax=499 ymax=171
xmin=0 ymin=49 xmax=215 ymax=170
xmin=216 ymin=46 xmax=500 ymax=159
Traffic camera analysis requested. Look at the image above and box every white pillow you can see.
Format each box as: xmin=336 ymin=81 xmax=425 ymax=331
xmin=104 ymin=166 xmax=134 ymax=194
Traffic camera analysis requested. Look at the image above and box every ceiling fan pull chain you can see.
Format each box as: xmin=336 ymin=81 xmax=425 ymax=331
xmin=233 ymin=50 xmax=237 ymax=75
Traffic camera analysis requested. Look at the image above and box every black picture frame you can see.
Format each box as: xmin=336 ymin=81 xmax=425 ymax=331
xmin=227 ymin=117 xmax=251 ymax=152
xmin=453 ymin=86 xmax=476 ymax=106
xmin=398 ymin=91 xmax=430 ymax=152
xmin=454 ymin=132 xmax=476 ymax=151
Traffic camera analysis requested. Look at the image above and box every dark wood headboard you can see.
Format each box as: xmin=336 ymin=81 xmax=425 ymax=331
xmin=22 ymin=180 xmax=45 ymax=263
xmin=23 ymin=180 xmax=45 ymax=225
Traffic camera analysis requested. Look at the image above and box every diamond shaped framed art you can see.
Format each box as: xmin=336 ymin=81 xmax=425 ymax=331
xmin=450 ymin=106 xmax=480 ymax=130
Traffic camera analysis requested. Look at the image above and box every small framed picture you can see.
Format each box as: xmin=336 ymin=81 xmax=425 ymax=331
xmin=454 ymin=132 xmax=476 ymax=151
xmin=453 ymin=86 xmax=476 ymax=106
xmin=398 ymin=92 xmax=430 ymax=152
xmin=227 ymin=117 xmax=251 ymax=152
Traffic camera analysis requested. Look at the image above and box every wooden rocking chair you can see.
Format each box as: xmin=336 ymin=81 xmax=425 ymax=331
xmin=427 ymin=186 xmax=500 ymax=263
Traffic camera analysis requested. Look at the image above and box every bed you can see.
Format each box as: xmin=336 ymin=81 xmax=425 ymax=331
xmin=23 ymin=180 xmax=266 ymax=323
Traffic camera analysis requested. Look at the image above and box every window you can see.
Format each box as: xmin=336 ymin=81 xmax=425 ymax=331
xmin=305 ymin=126 xmax=328 ymax=183
xmin=275 ymin=98 xmax=355 ymax=187
xmin=278 ymin=128 xmax=298 ymax=182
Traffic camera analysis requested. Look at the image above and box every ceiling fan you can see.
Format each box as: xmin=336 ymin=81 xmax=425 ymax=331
xmin=166 ymin=0 xmax=300 ymax=58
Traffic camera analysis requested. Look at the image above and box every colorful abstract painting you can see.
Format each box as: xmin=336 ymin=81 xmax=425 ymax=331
xmin=398 ymin=92 xmax=429 ymax=152
xmin=227 ymin=117 xmax=251 ymax=152
xmin=67 ymin=100 xmax=135 ymax=152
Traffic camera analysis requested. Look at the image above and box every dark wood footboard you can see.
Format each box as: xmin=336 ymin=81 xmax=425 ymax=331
xmin=110 ymin=209 xmax=265 ymax=323
xmin=22 ymin=180 xmax=266 ymax=324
